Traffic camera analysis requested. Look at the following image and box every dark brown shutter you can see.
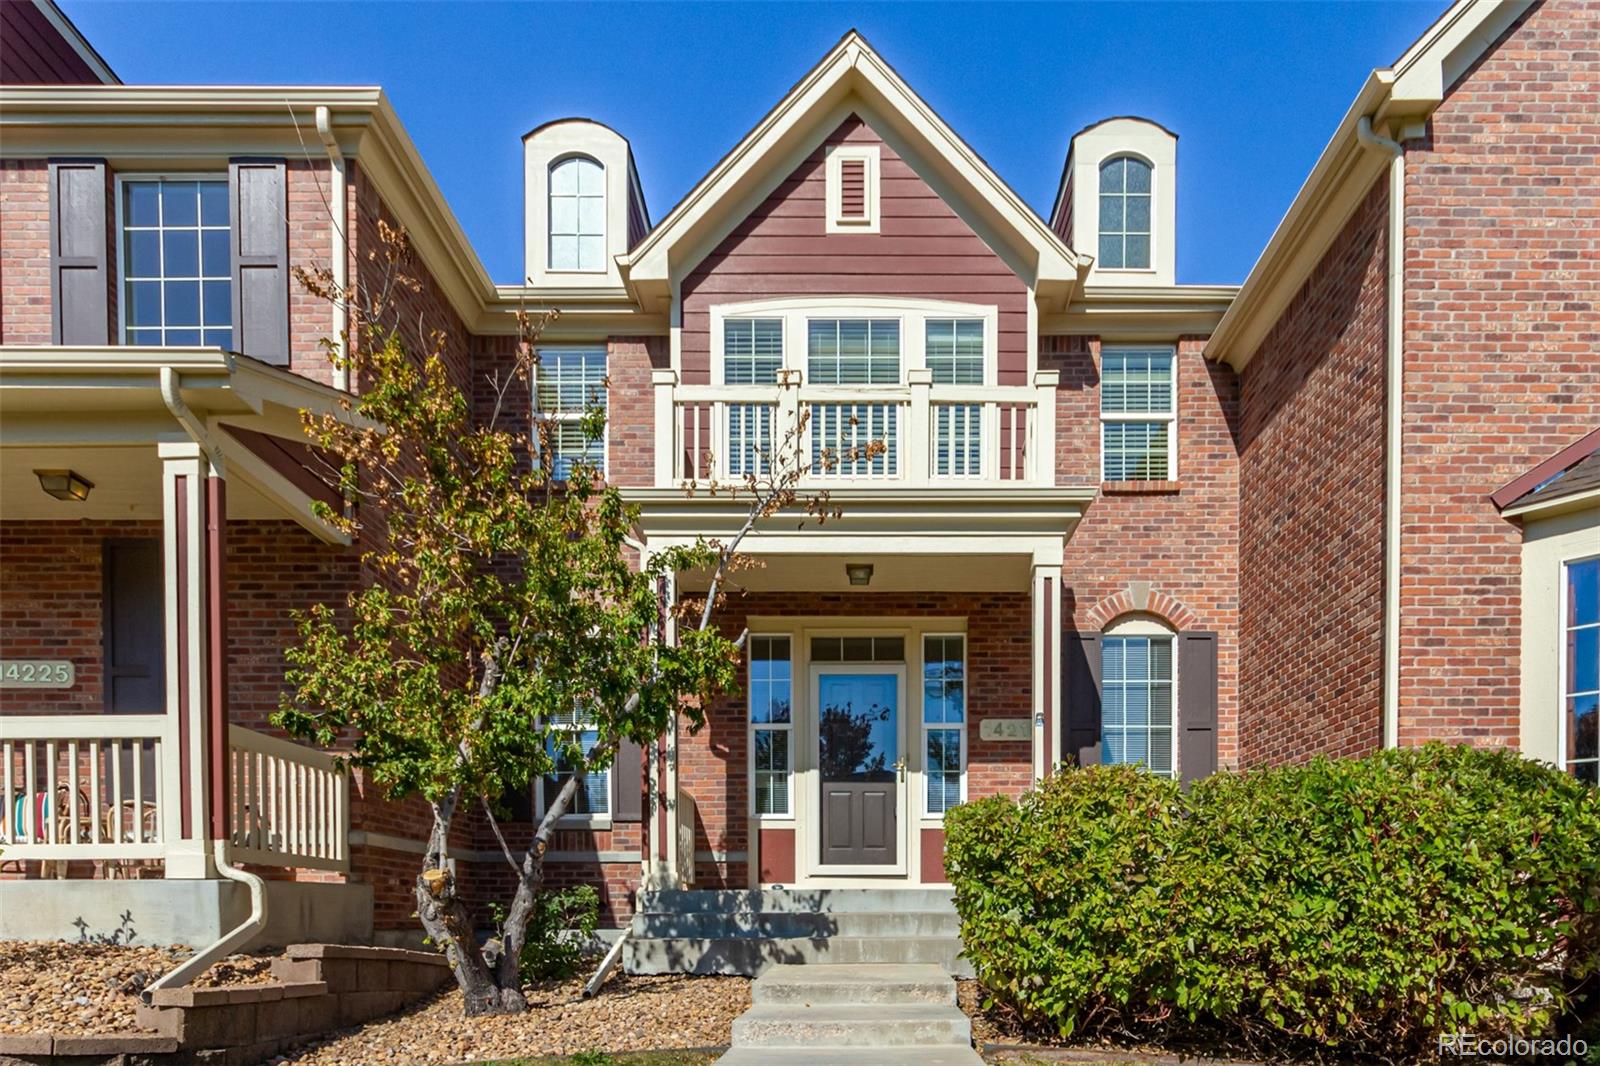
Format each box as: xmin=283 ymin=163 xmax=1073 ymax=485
xmin=839 ymin=159 xmax=866 ymax=219
xmin=49 ymin=159 xmax=110 ymax=345
xmin=102 ymin=539 xmax=164 ymax=714
xmin=1063 ymin=631 xmax=1102 ymax=767
xmin=1178 ymin=632 xmax=1218 ymax=784
xmin=612 ymin=736 xmax=643 ymax=822
xmin=228 ymin=159 xmax=289 ymax=365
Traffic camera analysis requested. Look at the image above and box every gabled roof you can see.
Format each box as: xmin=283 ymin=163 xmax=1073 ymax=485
xmin=617 ymin=31 xmax=1090 ymax=314
xmin=1494 ymin=428 xmax=1600 ymax=518
xmin=1205 ymin=0 xmax=1536 ymax=370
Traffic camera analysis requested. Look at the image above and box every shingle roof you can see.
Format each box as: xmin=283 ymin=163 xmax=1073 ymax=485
xmin=1509 ymin=449 xmax=1600 ymax=510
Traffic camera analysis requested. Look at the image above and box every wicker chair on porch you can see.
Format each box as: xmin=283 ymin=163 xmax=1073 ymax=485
xmin=1 ymin=785 xmax=96 ymax=879
xmin=100 ymin=798 xmax=161 ymax=880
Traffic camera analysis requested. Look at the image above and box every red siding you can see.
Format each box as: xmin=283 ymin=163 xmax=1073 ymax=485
xmin=0 ymin=1 xmax=106 ymax=85
xmin=681 ymin=115 xmax=1030 ymax=385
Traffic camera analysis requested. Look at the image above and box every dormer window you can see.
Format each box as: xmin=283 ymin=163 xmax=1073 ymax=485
xmin=825 ymin=144 xmax=879 ymax=233
xmin=1098 ymin=156 xmax=1152 ymax=270
xmin=549 ymin=155 xmax=605 ymax=272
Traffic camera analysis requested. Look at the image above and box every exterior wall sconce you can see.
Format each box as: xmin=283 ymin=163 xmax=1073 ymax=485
xmin=845 ymin=562 xmax=874 ymax=586
xmin=34 ymin=469 xmax=94 ymax=502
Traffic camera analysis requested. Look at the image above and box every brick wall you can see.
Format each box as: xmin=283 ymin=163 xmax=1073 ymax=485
xmin=0 ymin=158 xmax=50 ymax=343
xmin=1043 ymin=334 xmax=1242 ymax=771
xmin=1396 ymin=0 xmax=1600 ymax=745
xmin=1234 ymin=178 xmax=1390 ymax=765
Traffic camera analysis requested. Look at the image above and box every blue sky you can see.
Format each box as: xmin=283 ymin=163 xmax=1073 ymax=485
xmin=65 ymin=1 xmax=1443 ymax=287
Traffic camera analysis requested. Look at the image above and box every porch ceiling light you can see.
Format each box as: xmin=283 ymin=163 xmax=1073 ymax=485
xmin=34 ymin=469 xmax=94 ymax=502
xmin=845 ymin=562 xmax=874 ymax=587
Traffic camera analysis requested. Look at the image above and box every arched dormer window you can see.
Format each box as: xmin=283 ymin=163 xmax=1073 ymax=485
xmin=1098 ymin=155 xmax=1152 ymax=270
xmin=549 ymin=155 xmax=605 ymax=272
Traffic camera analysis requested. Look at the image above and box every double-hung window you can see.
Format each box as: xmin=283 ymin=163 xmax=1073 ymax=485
xmin=1101 ymin=632 xmax=1176 ymax=777
xmin=926 ymin=320 xmax=985 ymax=477
xmin=535 ymin=347 xmax=607 ymax=479
xmin=121 ymin=178 xmax=232 ymax=348
xmin=1565 ymin=556 xmax=1599 ymax=784
xmin=542 ymin=709 xmax=609 ymax=819
xmin=923 ymin=635 xmax=966 ymax=815
xmin=749 ymin=636 xmax=793 ymax=816
xmin=723 ymin=319 xmax=782 ymax=477
xmin=1101 ymin=347 xmax=1176 ymax=481
xmin=808 ymin=319 xmax=900 ymax=477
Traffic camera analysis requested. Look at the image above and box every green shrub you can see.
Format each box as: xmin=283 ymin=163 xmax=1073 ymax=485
xmin=944 ymin=745 xmax=1600 ymax=1057
xmin=518 ymin=883 xmax=601 ymax=982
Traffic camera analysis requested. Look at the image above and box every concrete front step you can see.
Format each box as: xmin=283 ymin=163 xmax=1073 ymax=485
xmin=625 ymin=935 xmax=972 ymax=977
xmin=731 ymin=1003 xmax=972 ymax=1048
xmin=632 ymin=909 xmax=960 ymax=940
xmin=717 ymin=1045 xmax=985 ymax=1065
xmin=753 ymin=963 xmax=957 ymax=1006
xmin=636 ymin=888 xmax=956 ymax=915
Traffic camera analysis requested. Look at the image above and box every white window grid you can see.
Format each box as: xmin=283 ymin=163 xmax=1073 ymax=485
xmin=1562 ymin=555 xmax=1599 ymax=783
xmin=117 ymin=176 xmax=231 ymax=349
xmin=922 ymin=634 xmax=967 ymax=816
xmin=1101 ymin=634 xmax=1176 ymax=777
xmin=1100 ymin=346 xmax=1177 ymax=481
xmin=541 ymin=709 xmax=610 ymax=819
xmin=548 ymin=156 xmax=606 ymax=272
xmin=723 ymin=318 xmax=784 ymax=385
xmin=749 ymin=635 xmax=794 ymax=818
xmin=534 ymin=347 xmax=607 ymax=478
xmin=1098 ymin=155 xmax=1153 ymax=270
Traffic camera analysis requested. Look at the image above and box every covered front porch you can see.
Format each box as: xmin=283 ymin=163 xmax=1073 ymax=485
xmin=627 ymin=485 xmax=1093 ymax=894
xmin=0 ymin=346 xmax=365 ymax=944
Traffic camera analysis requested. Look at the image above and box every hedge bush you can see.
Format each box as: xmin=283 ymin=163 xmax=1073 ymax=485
xmin=943 ymin=744 xmax=1600 ymax=1056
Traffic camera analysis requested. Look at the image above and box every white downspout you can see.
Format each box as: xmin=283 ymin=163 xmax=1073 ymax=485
xmin=1356 ymin=115 xmax=1404 ymax=750
xmin=143 ymin=840 xmax=268 ymax=1001
xmin=316 ymin=105 xmax=350 ymax=392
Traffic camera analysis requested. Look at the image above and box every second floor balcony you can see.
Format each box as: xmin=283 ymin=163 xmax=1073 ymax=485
xmin=653 ymin=367 xmax=1060 ymax=489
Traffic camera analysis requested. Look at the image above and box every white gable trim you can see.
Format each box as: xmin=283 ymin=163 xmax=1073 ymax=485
xmin=618 ymin=32 xmax=1088 ymax=314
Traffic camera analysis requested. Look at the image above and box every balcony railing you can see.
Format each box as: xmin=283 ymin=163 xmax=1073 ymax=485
xmin=655 ymin=368 xmax=1059 ymax=487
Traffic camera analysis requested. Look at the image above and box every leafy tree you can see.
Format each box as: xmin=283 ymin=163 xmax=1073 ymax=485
xmin=276 ymin=226 xmax=863 ymax=1013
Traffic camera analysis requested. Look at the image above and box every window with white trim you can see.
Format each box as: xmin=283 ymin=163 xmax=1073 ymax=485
xmin=749 ymin=636 xmax=793 ymax=816
xmin=1101 ymin=347 xmax=1176 ymax=481
xmin=549 ymin=156 xmax=605 ymax=272
xmin=923 ymin=634 xmax=966 ymax=815
xmin=535 ymin=347 xmax=606 ymax=479
xmin=542 ymin=709 xmax=609 ymax=818
xmin=121 ymin=178 xmax=231 ymax=348
xmin=1098 ymin=156 xmax=1152 ymax=270
xmin=1101 ymin=621 xmax=1176 ymax=777
xmin=808 ymin=319 xmax=901 ymax=477
xmin=927 ymin=319 xmax=985 ymax=477
xmin=1565 ymin=556 xmax=1599 ymax=784
xmin=723 ymin=319 xmax=784 ymax=385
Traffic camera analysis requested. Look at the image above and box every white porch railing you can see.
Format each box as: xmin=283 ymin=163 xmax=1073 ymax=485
xmin=656 ymin=368 xmax=1060 ymax=487
xmin=0 ymin=716 xmax=347 ymax=873
xmin=1 ymin=715 xmax=172 ymax=861
xmin=227 ymin=724 xmax=349 ymax=872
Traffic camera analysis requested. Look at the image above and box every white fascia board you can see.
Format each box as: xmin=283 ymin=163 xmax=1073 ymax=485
xmin=1501 ymin=487 xmax=1600 ymax=522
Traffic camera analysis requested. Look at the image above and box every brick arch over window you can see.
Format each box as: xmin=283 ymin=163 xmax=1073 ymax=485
xmin=1083 ymin=587 xmax=1198 ymax=632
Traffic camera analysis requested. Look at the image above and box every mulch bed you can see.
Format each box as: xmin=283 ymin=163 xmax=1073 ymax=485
xmin=0 ymin=941 xmax=275 ymax=1036
xmin=278 ymin=974 xmax=751 ymax=1064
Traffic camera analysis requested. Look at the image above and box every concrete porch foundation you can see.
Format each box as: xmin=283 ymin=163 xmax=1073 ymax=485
xmin=0 ymin=879 xmax=373 ymax=948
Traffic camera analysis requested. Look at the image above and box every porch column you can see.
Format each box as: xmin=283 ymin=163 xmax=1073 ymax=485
xmin=1031 ymin=559 xmax=1063 ymax=783
xmin=662 ymin=563 xmax=682 ymax=888
xmin=159 ymin=442 xmax=226 ymax=877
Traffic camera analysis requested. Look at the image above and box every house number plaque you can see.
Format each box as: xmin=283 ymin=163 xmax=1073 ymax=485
xmin=0 ymin=660 xmax=75 ymax=689
xmin=979 ymin=718 xmax=1031 ymax=742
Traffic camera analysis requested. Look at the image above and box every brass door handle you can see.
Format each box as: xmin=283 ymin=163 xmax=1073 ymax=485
xmin=893 ymin=756 xmax=906 ymax=782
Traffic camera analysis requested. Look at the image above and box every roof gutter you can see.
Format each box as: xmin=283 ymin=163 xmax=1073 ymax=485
xmin=1355 ymin=115 xmax=1405 ymax=752
xmin=316 ymin=106 xmax=350 ymax=392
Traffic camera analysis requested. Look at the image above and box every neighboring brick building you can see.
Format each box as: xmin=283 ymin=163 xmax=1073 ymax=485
xmin=1 ymin=0 xmax=1594 ymax=957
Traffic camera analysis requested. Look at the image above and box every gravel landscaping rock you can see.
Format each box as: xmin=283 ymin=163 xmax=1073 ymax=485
xmin=280 ymin=974 xmax=750 ymax=1064
xmin=0 ymin=941 xmax=275 ymax=1036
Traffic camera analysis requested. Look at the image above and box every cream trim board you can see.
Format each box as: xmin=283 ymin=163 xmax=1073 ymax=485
xmin=825 ymin=143 xmax=880 ymax=234
xmin=1518 ymin=508 xmax=1599 ymax=768
xmin=708 ymin=296 xmax=999 ymax=387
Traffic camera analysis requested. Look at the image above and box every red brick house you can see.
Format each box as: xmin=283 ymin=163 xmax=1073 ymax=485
xmin=0 ymin=0 xmax=1593 ymax=965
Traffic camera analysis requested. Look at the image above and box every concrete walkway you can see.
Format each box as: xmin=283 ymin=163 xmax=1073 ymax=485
xmin=716 ymin=963 xmax=985 ymax=1065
